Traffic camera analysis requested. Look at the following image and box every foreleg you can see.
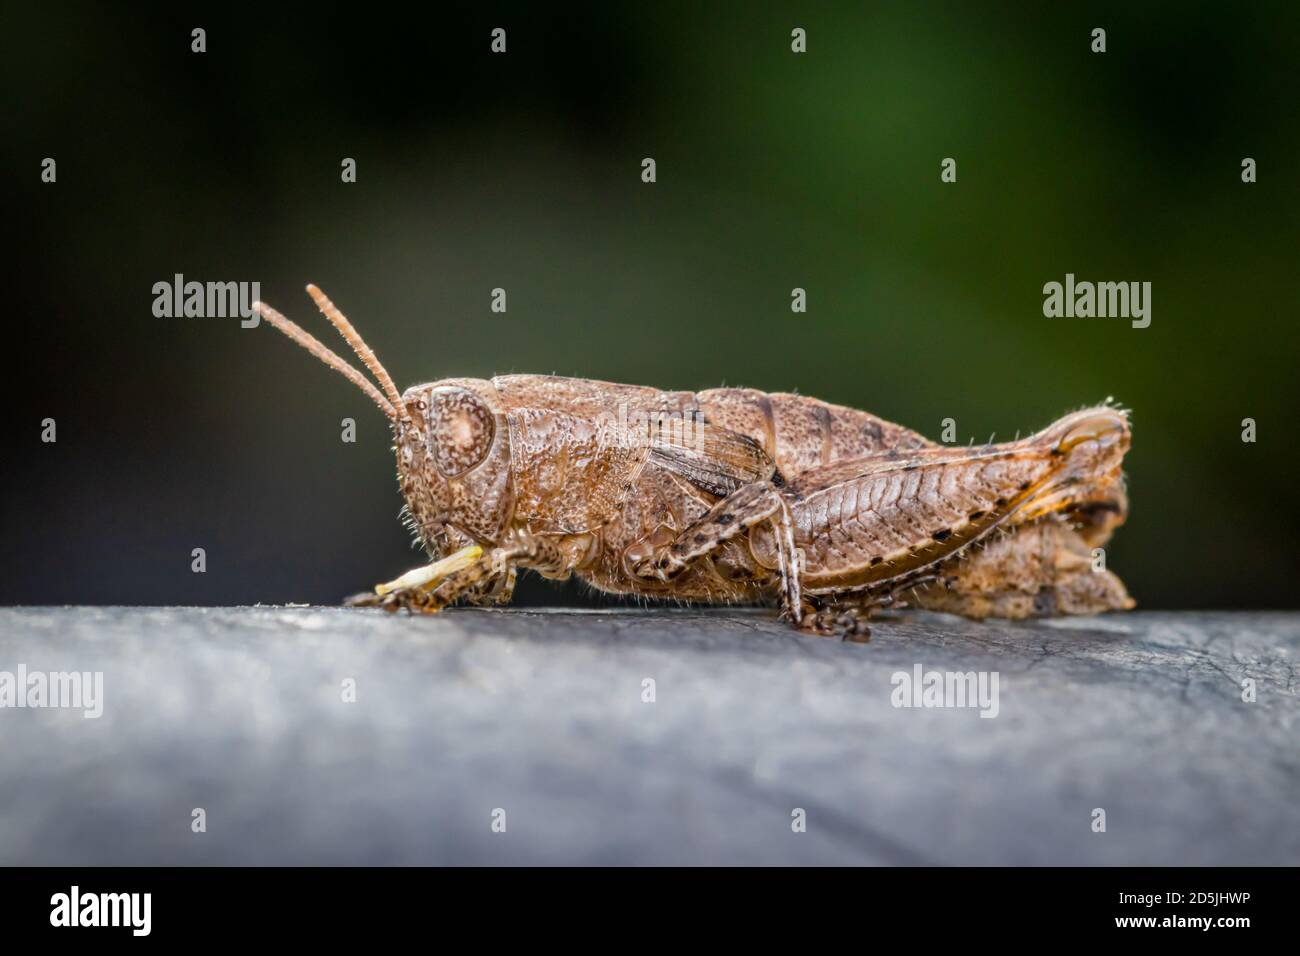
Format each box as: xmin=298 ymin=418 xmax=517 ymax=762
xmin=347 ymin=534 xmax=567 ymax=614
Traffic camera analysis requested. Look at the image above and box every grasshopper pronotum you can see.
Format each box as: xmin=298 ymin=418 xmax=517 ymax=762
xmin=253 ymin=286 xmax=1133 ymax=640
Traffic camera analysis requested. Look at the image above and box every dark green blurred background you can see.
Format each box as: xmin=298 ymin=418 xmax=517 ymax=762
xmin=4 ymin=2 xmax=1297 ymax=608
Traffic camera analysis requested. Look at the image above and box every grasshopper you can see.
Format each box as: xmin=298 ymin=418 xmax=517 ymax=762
xmin=252 ymin=286 xmax=1133 ymax=640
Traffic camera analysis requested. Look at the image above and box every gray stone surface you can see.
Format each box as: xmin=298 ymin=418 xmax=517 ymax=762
xmin=0 ymin=606 xmax=1295 ymax=865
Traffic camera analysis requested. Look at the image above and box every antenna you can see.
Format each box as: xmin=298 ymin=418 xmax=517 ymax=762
xmin=305 ymin=284 xmax=405 ymax=412
xmin=252 ymin=299 xmax=398 ymax=421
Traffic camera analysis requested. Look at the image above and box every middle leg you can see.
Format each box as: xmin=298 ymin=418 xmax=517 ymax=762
xmin=628 ymin=478 xmax=806 ymax=623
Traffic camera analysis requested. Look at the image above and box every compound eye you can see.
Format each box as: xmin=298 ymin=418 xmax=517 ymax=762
xmin=429 ymin=388 xmax=494 ymax=477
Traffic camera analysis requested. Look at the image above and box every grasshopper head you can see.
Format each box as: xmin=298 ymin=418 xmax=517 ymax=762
xmin=252 ymin=288 xmax=516 ymax=560
xmin=396 ymin=379 xmax=515 ymax=558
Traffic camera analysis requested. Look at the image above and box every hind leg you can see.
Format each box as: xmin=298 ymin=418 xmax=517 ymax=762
xmin=799 ymin=593 xmax=890 ymax=643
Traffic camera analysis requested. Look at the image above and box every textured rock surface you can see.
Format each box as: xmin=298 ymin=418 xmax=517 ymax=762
xmin=0 ymin=607 xmax=1295 ymax=865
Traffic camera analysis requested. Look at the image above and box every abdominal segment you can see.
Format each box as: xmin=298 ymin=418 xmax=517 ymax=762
xmin=909 ymin=519 xmax=1134 ymax=619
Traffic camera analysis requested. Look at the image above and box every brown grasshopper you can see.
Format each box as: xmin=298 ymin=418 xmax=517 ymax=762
xmin=252 ymin=285 xmax=1133 ymax=640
